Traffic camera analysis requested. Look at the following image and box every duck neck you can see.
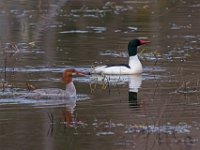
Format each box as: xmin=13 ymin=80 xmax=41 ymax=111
xmin=128 ymin=55 xmax=142 ymax=72
xmin=65 ymin=82 xmax=76 ymax=97
xmin=128 ymin=46 xmax=137 ymax=56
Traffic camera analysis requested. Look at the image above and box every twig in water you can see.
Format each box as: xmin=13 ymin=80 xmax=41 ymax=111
xmin=89 ymin=76 xmax=97 ymax=93
xmin=26 ymin=81 xmax=36 ymax=91
xmin=47 ymin=112 xmax=54 ymax=136
xmin=101 ymin=74 xmax=108 ymax=90
xmin=48 ymin=112 xmax=54 ymax=124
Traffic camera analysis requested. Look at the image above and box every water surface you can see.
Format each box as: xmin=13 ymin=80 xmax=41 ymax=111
xmin=0 ymin=0 xmax=200 ymax=150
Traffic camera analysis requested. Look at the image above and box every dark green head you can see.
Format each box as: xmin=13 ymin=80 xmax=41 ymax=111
xmin=128 ymin=39 xmax=150 ymax=56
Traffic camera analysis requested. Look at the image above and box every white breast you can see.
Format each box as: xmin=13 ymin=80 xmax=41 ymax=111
xmin=128 ymin=55 xmax=142 ymax=74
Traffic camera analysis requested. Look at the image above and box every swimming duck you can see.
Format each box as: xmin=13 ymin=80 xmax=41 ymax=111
xmin=92 ymin=39 xmax=150 ymax=75
xmin=22 ymin=69 xmax=86 ymax=100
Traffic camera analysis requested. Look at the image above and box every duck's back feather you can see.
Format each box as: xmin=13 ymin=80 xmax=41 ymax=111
xmin=92 ymin=65 xmax=137 ymax=75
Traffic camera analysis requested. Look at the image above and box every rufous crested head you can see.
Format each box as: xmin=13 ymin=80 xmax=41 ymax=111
xmin=62 ymin=69 xmax=88 ymax=84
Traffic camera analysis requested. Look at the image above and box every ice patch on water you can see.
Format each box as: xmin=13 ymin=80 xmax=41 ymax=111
xmin=99 ymin=50 xmax=128 ymax=57
xmin=96 ymin=131 xmax=115 ymax=136
xmin=93 ymin=120 xmax=191 ymax=136
xmin=86 ymin=26 xmax=106 ymax=33
xmin=60 ymin=26 xmax=106 ymax=34
xmin=124 ymin=124 xmax=190 ymax=134
xmin=60 ymin=30 xmax=89 ymax=34
xmin=0 ymin=90 xmax=90 ymax=107
xmin=0 ymin=66 xmax=70 ymax=73
xmin=170 ymin=23 xmax=192 ymax=30
xmin=128 ymin=26 xmax=138 ymax=31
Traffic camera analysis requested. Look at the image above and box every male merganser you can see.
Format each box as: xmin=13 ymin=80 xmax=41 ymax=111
xmin=22 ymin=69 xmax=86 ymax=100
xmin=92 ymin=39 xmax=150 ymax=75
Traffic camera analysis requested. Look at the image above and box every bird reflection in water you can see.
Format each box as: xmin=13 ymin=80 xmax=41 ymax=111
xmin=47 ymin=69 xmax=88 ymax=135
xmin=90 ymin=74 xmax=142 ymax=108
xmin=128 ymin=75 xmax=142 ymax=108
xmin=23 ymin=69 xmax=88 ymax=129
xmin=62 ymin=69 xmax=88 ymax=127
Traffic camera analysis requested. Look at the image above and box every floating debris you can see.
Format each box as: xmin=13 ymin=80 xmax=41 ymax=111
xmin=177 ymin=88 xmax=198 ymax=94
xmin=171 ymin=81 xmax=199 ymax=94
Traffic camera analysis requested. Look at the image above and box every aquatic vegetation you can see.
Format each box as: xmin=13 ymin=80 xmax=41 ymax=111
xmin=0 ymin=43 xmax=19 ymax=91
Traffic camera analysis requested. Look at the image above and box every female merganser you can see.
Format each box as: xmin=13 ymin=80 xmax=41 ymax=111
xmin=92 ymin=39 xmax=150 ymax=75
xmin=22 ymin=69 xmax=86 ymax=100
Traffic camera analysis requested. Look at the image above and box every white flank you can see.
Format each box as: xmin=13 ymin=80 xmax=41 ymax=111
xmin=92 ymin=55 xmax=142 ymax=75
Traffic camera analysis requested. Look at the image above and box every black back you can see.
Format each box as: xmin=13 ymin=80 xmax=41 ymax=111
xmin=106 ymin=64 xmax=130 ymax=68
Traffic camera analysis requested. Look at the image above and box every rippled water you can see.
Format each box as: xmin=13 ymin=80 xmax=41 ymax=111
xmin=0 ymin=0 xmax=200 ymax=150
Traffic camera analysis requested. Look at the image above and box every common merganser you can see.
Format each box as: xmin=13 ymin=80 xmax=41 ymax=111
xmin=92 ymin=39 xmax=150 ymax=75
xmin=22 ymin=69 xmax=86 ymax=100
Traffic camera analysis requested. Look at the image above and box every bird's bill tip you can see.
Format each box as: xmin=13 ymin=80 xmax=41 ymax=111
xmin=139 ymin=40 xmax=151 ymax=45
xmin=74 ymin=71 xmax=90 ymax=76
